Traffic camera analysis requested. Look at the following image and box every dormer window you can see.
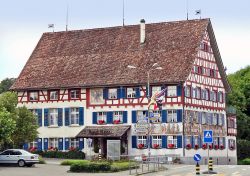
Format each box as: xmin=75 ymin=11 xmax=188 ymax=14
xmin=28 ymin=91 xmax=39 ymax=101
xmin=69 ymin=89 xmax=80 ymax=100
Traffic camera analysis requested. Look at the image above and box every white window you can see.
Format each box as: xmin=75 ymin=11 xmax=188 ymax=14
xmin=185 ymin=136 xmax=191 ymax=145
xmin=152 ymin=86 xmax=162 ymax=96
xmin=29 ymin=141 xmax=38 ymax=148
xmin=108 ymin=88 xmax=117 ymax=99
xmin=194 ymin=136 xmax=199 ymax=146
xmin=151 ymin=110 xmax=161 ymax=123
xmin=152 ymin=136 xmax=162 ymax=148
xmin=213 ymin=114 xmax=217 ymax=125
xmin=167 ymin=136 xmax=177 ymax=148
xmin=113 ymin=111 xmax=123 ymax=123
xmin=137 ymin=136 xmax=147 ymax=147
xmin=218 ymin=114 xmax=224 ymax=126
xmin=50 ymin=90 xmax=59 ymax=100
xmin=192 ymin=87 xmax=196 ymax=98
xmin=97 ymin=112 xmax=107 ymax=123
xmin=70 ymin=108 xmax=79 ymax=125
xmin=70 ymin=89 xmax=80 ymax=99
xmin=229 ymin=139 xmax=235 ymax=149
xmin=196 ymin=87 xmax=201 ymax=99
xmin=213 ymin=138 xmax=218 ymax=145
xmin=205 ymin=89 xmax=209 ymax=100
xmin=127 ymin=88 xmax=136 ymax=98
xmin=185 ymin=86 xmax=191 ymax=97
xmin=137 ymin=111 xmax=147 ymax=121
xmin=218 ymin=92 xmax=223 ymax=103
xmin=70 ymin=138 xmax=79 ymax=148
xmin=29 ymin=91 xmax=38 ymax=101
xmin=167 ymin=86 xmax=177 ymax=97
xmin=167 ymin=110 xmax=177 ymax=123
xmin=202 ymin=112 xmax=206 ymax=124
xmin=49 ymin=109 xmax=58 ymax=126
xmin=219 ymin=138 xmax=224 ymax=146
xmin=49 ymin=138 xmax=58 ymax=149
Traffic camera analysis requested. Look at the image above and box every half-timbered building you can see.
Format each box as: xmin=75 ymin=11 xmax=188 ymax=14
xmin=11 ymin=18 xmax=237 ymax=164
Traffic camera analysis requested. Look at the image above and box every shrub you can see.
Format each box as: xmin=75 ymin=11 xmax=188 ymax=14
xmin=241 ymin=158 xmax=250 ymax=165
xmin=38 ymin=156 xmax=46 ymax=164
xmin=70 ymin=161 xmax=111 ymax=172
xmin=61 ymin=160 xmax=89 ymax=166
xmin=237 ymin=140 xmax=250 ymax=160
xmin=33 ymin=150 xmax=85 ymax=159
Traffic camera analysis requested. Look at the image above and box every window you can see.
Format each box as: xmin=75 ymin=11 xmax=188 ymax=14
xmin=193 ymin=111 xmax=198 ymax=123
xmin=192 ymin=87 xmax=196 ymax=98
xmin=30 ymin=109 xmax=38 ymax=116
xmin=152 ymin=86 xmax=161 ymax=96
xmin=70 ymin=108 xmax=79 ymax=125
xmin=229 ymin=139 xmax=236 ymax=149
xmin=213 ymin=138 xmax=218 ymax=145
xmin=127 ymin=88 xmax=136 ymax=98
xmin=29 ymin=91 xmax=38 ymax=101
xmin=137 ymin=136 xmax=147 ymax=148
xmin=167 ymin=86 xmax=176 ymax=97
xmin=70 ymin=138 xmax=79 ymax=149
xmin=194 ymin=66 xmax=199 ymax=74
xmin=49 ymin=138 xmax=58 ymax=149
xmin=218 ymin=92 xmax=223 ymax=103
xmin=137 ymin=111 xmax=147 ymax=121
xmin=49 ymin=109 xmax=58 ymax=126
xmin=113 ymin=111 xmax=123 ymax=123
xmin=213 ymin=114 xmax=217 ymax=125
xmin=151 ymin=110 xmax=161 ymax=123
xmin=108 ymin=88 xmax=117 ymax=99
xmin=196 ymin=87 xmax=201 ymax=99
xmin=218 ymin=114 xmax=224 ymax=126
xmin=185 ymin=86 xmax=191 ymax=97
xmin=205 ymin=89 xmax=209 ymax=100
xmin=210 ymin=91 xmax=214 ymax=101
xmin=219 ymin=138 xmax=224 ymax=146
xmin=167 ymin=136 xmax=177 ymax=148
xmin=152 ymin=136 xmax=162 ymax=148
xmin=194 ymin=136 xmax=199 ymax=146
xmin=49 ymin=90 xmax=59 ymax=100
xmin=29 ymin=141 xmax=38 ymax=148
xmin=202 ymin=112 xmax=206 ymax=124
xmin=185 ymin=136 xmax=191 ymax=145
xmin=97 ymin=112 xmax=107 ymax=124
xmin=167 ymin=110 xmax=177 ymax=122
xmin=70 ymin=89 xmax=80 ymax=99
xmin=210 ymin=69 xmax=216 ymax=78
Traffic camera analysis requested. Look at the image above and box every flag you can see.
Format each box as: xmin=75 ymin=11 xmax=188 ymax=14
xmin=156 ymin=88 xmax=167 ymax=99
xmin=195 ymin=10 xmax=201 ymax=15
xmin=48 ymin=24 xmax=54 ymax=28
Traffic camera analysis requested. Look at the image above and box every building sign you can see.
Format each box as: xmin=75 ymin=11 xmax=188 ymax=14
xmin=134 ymin=120 xmax=148 ymax=134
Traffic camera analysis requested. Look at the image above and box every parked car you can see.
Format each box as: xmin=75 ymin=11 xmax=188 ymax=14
xmin=0 ymin=149 xmax=39 ymax=167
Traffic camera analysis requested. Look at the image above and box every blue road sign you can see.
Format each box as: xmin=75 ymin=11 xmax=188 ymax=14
xmin=203 ymin=130 xmax=213 ymax=143
xmin=194 ymin=154 xmax=202 ymax=162
xmin=149 ymin=112 xmax=154 ymax=118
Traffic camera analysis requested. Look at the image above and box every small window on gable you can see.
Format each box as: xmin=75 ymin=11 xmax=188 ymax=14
xmin=167 ymin=86 xmax=176 ymax=97
xmin=185 ymin=86 xmax=191 ymax=97
xmin=49 ymin=90 xmax=59 ymax=100
xmin=29 ymin=91 xmax=39 ymax=101
xmin=108 ymin=88 xmax=117 ymax=99
xmin=70 ymin=89 xmax=80 ymax=99
xmin=152 ymin=86 xmax=161 ymax=96
xmin=127 ymin=88 xmax=136 ymax=98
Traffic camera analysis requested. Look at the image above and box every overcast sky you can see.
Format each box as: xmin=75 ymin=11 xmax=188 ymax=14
xmin=0 ymin=0 xmax=250 ymax=81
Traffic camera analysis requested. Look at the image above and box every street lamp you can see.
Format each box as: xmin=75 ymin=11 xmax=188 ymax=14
xmin=128 ymin=63 xmax=163 ymax=158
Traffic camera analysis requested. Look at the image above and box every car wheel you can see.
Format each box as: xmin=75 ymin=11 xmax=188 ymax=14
xmin=18 ymin=160 xmax=26 ymax=167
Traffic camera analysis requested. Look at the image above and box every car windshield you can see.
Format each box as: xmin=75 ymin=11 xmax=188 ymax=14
xmin=20 ymin=150 xmax=32 ymax=155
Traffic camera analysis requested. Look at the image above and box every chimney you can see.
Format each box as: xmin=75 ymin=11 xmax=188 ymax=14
xmin=140 ymin=19 xmax=146 ymax=44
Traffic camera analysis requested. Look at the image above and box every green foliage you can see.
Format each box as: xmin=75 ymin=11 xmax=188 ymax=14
xmin=61 ymin=160 xmax=89 ymax=166
xmin=70 ymin=161 xmax=111 ymax=172
xmin=241 ymin=158 xmax=250 ymax=165
xmin=33 ymin=150 xmax=85 ymax=159
xmin=110 ymin=161 xmax=138 ymax=172
xmin=0 ymin=91 xmax=18 ymax=114
xmin=237 ymin=139 xmax=250 ymax=160
xmin=13 ymin=106 xmax=38 ymax=148
xmin=38 ymin=156 xmax=46 ymax=164
xmin=0 ymin=78 xmax=16 ymax=94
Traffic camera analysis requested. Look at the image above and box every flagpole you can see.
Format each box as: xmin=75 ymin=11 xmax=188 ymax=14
xmin=147 ymin=71 xmax=151 ymax=159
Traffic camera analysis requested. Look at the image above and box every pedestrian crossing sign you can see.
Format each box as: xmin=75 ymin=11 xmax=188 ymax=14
xmin=203 ymin=130 xmax=213 ymax=143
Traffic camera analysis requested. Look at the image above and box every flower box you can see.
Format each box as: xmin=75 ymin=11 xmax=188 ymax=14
xmin=98 ymin=120 xmax=105 ymax=124
xmin=194 ymin=144 xmax=199 ymax=150
xmin=220 ymin=145 xmax=224 ymax=150
xmin=209 ymin=144 xmax=213 ymax=150
xmin=229 ymin=146 xmax=235 ymax=150
xmin=168 ymin=143 xmax=175 ymax=149
xmin=214 ymin=145 xmax=219 ymax=150
xmin=113 ymin=119 xmax=121 ymax=124
xmin=68 ymin=146 xmax=76 ymax=151
xmin=138 ymin=143 xmax=144 ymax=149
xmin=29 ymin=147 xmax=37 ymax=152
xmin=153 ymin=144 xmax=160 ymax=149
xmin=202 ymin=144 xmax=207 ymax=149
xmin=186 ymin=144 xmax=191 ymax=149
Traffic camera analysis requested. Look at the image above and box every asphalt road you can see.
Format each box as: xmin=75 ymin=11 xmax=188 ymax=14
xmin=0 ymin=159 xmax=249 ymax=176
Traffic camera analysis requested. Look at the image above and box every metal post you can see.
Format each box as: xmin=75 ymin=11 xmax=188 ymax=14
xmin=207 ymin=143 xmax=210 ymax=174
xmin=147 ymin=71 xmax=151 ymax=159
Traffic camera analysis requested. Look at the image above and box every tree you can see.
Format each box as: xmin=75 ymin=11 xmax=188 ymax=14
xmin=0 ymin=91 xmax=18 ymax=113
xmin=12 ymin=106 xmax=38 ymax=148
xmin=0 ymin=78 xmax=16 ymax=94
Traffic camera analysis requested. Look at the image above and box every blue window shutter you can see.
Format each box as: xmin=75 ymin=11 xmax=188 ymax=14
xmin=123 ymin=111 xmax=127 ymax=123
xmin=162 ymin=136 xmax=167 ymax=148
xmin=58 ymin=108 xmax=63 ymax=126
xmin=23 ymin=143 xmax=28 ymax=150
xmin=79 ymin=138 xmax=84 ymax=150
xmin=65 ymin=108 xmax=70 ymax=126
xmin=149 ymin=136 xmax=152 ymax=148
xmin=59 ymin=138 xmax=63 ymax=150
xmin=191 ymin=136 xmax=195 ymax=148
xmin=183 ymin=136 xmax=186 ymax=146
xmin=177 ymin=85 xmax=182 ymax=96
xmin=132 ymin=111 xmax=137 ymax=123
xmin=37 ymin=138 xmax=42 ymax=151
xmin=177 ymin=109 xmax=182 ymax=122
xmin=121 ymin=87 xmax=126 ymax=98
xmin=117 ymin=88 xmax=121 ymax=99
xmin=135 ymin=87 xmax=140 ymax=98
xmin=44 ymin=138 xmax=48 ymax=150
xmin=65 ymin=138 xmax=69 ymax=150
xmin=198 ymin=136 xmax=202 ymax=148
xmin=132 ymin=136 xmax=137 ymax=148
xmin=216 ymin=114 xmax=219 ymax=125
xmin=162 ymin=110 xmax=167 ymax=123
xmin=223 ymin=137 xmax=225 ymax=146
xmin=177 ymin=136 xmax=182 ymax=148
xmin=210 ymin=114 xmax=213 ymax=125
xmin=107 ymin=111 xmax=113 ymax=124
xmin=79 ymin=107 xmax=84 ymax=125
xmin=37 ymin=109 xmax=42 ymax=127
xmin=103 ymin=88 xmax=108 ymax=99
xmin=44 ymin=109 xmax=49 ymax=126
xmin=93 ymin=112 xmax=97 ymax=124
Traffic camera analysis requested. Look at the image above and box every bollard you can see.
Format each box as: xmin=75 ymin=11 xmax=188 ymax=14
xmin=196 ymin=162 xmax=200 ymax=175
xmin=98 ymin=153 xmax=102 ymax=161
xmin=208 ymin=157 xmax=213 ymax=171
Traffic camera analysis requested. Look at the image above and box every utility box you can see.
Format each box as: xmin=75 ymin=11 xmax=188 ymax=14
xmin=107 ymin=140 xmax=120 ymax=161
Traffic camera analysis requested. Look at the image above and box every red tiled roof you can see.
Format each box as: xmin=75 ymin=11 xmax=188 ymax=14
xmin=12 ymin=19 xmax=211 ymax=90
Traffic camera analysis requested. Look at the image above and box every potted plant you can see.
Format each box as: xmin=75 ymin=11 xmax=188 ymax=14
xmin=202 ymin=144 xmax=207 ymax=149
xmin=220 ymin=145 xmax=224 ymax=150
xmin=168 ymin=143 xmax=175 ymax=149
xmin=29 ymin=146 xmax=37 ymax=152
xmin=153 ymin=144 xmax=160 ymax=149
xmin=214 ymin=144 xmax=219 ymax=150
xmin=48 ymin=146 xmax=54 ymax=151
xmin=68 ymin=146 xmax=76 ymax=151
xmin=209 ymin=144 xmax=213 ymax=150
xmin=186 ymin=144 xmax=191 ymax=149
xmin=98 ymin=119 xmax=105 ymax=124
xmin=138 ymin=143 xmax=144 ymax=149
xmin=194 ymin=144 xmax=199 ymax=150
xmin=113 ymin=119 xmax=121 ymax=124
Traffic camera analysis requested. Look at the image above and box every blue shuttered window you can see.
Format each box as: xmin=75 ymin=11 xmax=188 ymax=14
xmin=191 ymin=136 xmax=195 ymax=148
xmin=162 ymin=110 xmax=167 ymax=123
xmin=107 ymin=112 xmax=113 ymax=124
xmin=132 ymin=111 xmax=137 ymax=123
xmin=117 ymin=88 xmax=121 ymax=99
xmin=65 ymin=138 xmax=69 ymax=150
xmin=59 ymin=138 xmax=63 ymax=150
xmin=162 ymin=136 xmax=167 ymax=148
xmin=135 ymin=87 xmax=140 ymax=98
xmin=93 ymin=112 xmax=97 ymax=124
xmin=23 ymin=143 xmax=28 ymax=150
xmin=132 ymin=136 xmax=137 ymax=148
xmin=198 ymin=136 xmax=202 ymax=148
xmin=79 ymin=107 xmax=84 ymax=125
xmin=79 ymin=138 xmax=84 ymax=150
xmin=44 ymin=109 xmax=49 ymax=126
xmin=65 ymin=108 xmax=70 ymax=126
xmin=177 ymin=85 xmax=182 ymax=96
xmin=44 ymin=138 xmax=48 ymax=150
xmin=123 ymin=111 xmax=127 ymax=123
xmin=177 ymin=109 xmax=182 ymax=122
xmin=58 ymin=108 xmax=63 ymax=126
xmin=177 ymin=136 xmax=182 ymax=148
xmin=37 ymin=138 xmax=42 ymax=151
xmin=103 ymin=88 xmax=108 ymax=99
xmin=37 ymin=109 xmax=42 ymax=127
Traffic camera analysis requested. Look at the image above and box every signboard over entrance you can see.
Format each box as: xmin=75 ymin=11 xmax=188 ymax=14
xmin=135 ymin=120 xmax=148 ymax=133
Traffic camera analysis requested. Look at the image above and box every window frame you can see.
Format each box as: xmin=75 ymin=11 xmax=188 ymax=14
xmin=126 ymin=87 xmax=136 ymax=99
xmin=69 ymin=89 xmax=81 ymax=100
xmin=49 ymin=108 xmax=58 ymax=126
xmin=28 ymin=91 xmax=39 ymax=102
xmin=151 ymin=86 xmax=162 ymax=96
xmin=69 ymin=138 xmax=79 ymax=149
xmin=70 ymin=107 xmax=79 ymax=125
xmin=108 ymin=88 xmax=118 ymax=99
xmin=113 ymin=111 xmax=123 ymax=123
xmin=49 ymin=90 xmax=59 ymax=101
xmin=137 ymin=136 xmax=147 ymax=148
xmin=152 ymin=136 xmax=162 ymax=148
xmin=167 ymin=86 xmax=177 ymax=97
xmin=97 ymin=112 xmax=107 ymax=124
xmin=137 ymin=110 xmax=147 ymax=121
xmin=167 ymin=136 xmax=177 ymax=148
xmin=167 ymin=110 xmax=177 ymax=123
xmin=201 ymin=112 xmax=206 ymax=124
xmin=185 ymin=86 xmax=191 ymax=97
xmin=151 ymin=110 xmax=162 ymax=123
xmin=49 ymin=138 xmax=58 ymax=149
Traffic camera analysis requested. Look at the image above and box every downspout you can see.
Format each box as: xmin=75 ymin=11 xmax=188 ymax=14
xmin=181 ymin=81 xmax=186 ymax=157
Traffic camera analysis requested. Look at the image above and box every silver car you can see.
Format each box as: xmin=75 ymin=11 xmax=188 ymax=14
xmin=0 ymin=149 xmax=39 ymax=167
